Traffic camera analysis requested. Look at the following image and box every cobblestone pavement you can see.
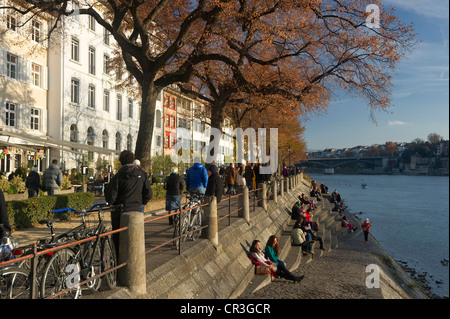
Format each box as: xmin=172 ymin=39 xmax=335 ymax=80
xmin=239 ymin=231 xmax=426 ymax=299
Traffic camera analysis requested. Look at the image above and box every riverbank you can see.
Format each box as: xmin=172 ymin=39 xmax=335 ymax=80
xmin=239 ymin=200 xmax=431 ymax=300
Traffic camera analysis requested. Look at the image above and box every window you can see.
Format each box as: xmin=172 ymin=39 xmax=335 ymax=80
xmin=156 ymin=135 xmax=162 ymax=147
xmin=116 ymin=94 xmax=122 ymax=121
xmin=165 ymin=133 xmax=170 ymax=148
xmin=102 ymin=130 xmax=109 ymax=149
xmin=127 ymin=134 xmax=132 ymax=151
xmin=7 ymin=53 xmax=18 ymax=79
xmin=104 ymin=28 xmax=110 ymax=45
xmin=87 ymin=127 xmax=95 ymax=161
xmin=155 ymin=110 xmax=162 ymax=128
xmin=5 ymin=102 xmax=16 ymax=127
xmin=71 ymin=37 xmax=79 ymax=61
xmin=7 ymin=14 xmax=16 ymax=31
xmin=88 ymin=16 xmax=96 ymax=31
xmin=32 ymin=63 xmax=41 ymax=87
xmin=30 ymin=108 xmax=40 ymax=130
xmin=103 ymin=90 xmax=110 ymax=111
xmin=170 ymin=97 xmax=176 ymax=109
xmin=171 ymin=135 xmax=177 ymax=149
xmin=166 ymin=115 xmax=170 ymax=127
xmin=32 ymin=19 xmax=40 ymax=42
xmin=103 ymin=54 xmax=110 ymax=74
xmin=128 ymin=98 xmax=133 ymax=119
xmin=115 ymin=132 xmax=121 ymax=151
xmin=88 ymin=47 xmax=95 ymax=75
xmin=88 ymin=84 xmax=95 ymax=108
xmin=171 ymin=116 xmax=175 ymax=128
xmin=71 ymin=78 xmax=80 ymax=104
xmin=70 ymin=124 xmax=78 ymax=143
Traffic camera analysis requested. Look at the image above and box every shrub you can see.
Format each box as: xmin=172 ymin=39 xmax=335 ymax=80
xmin=0 ymin=177 xmax=9 ymax=192
xmin=9 ymin=176 xmax=26 ymax=194
xmin=6 ymin=192 xmax=94 ymax=231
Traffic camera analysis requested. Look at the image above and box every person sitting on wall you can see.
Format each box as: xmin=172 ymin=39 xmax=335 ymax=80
xmin=292 ymin=219 xmax=315 ymax=255
xmin=291 ymin=201 xmax=303 ymax=220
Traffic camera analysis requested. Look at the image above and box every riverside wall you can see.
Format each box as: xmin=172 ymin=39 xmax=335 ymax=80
xmin=106 ymin=178 xmax=429 ymax=300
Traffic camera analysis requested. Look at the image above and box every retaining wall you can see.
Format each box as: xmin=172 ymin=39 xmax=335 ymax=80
xmin=108 ymin=181 xmax=309 ymax=299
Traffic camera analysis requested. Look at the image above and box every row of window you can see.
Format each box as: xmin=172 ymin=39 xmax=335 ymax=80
xmin=70 ymin=78 xmax=134 ymax=119
xmin=69 ymin=124 xmax=133 ymax=152
xmin=6 ymin=13 xmax=42 ymax=43
xmin=71 ymin=37 xmax=111 ymax=75
xmin=3 ymin=51 xmax=47 ymax=88
xmin=3 ymin=102 xmax=41 ymax=130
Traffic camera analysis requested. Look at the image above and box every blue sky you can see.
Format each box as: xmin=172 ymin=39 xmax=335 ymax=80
xmin=303 ymin=0 xmax=449 ymax=151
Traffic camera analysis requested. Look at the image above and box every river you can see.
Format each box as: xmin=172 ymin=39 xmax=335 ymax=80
xmin=307 ymin=173 xmax=449 ymax=298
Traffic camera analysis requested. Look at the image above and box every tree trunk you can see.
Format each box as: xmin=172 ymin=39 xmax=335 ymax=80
xmin=134 ymin=80 xmax=160 ymax=173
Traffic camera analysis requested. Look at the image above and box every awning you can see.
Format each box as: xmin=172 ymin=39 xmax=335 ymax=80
xmin=0 ymin=129 xmax=120 ymax=156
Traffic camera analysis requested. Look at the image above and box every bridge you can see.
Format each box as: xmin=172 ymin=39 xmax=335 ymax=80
xmin=297 ymin=157 xmax=385 ymax=169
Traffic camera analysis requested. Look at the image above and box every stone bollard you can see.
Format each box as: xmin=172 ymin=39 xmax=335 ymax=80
xmin=280 ymin=178 xmax=284 ymax=197
xmin=206 ymin=196 xmax=219 ymax=246
xmin=284 ymin=177 xmax=289 ymax=194
xmin=272 ymin=180 xmax=278 ymax=203
xmin=119 ymin=211 xmax=146 ymax=296
xmin=258 ymin=183 xmax=267 ymax=211
xmin=238 ymin=186 xmax=250 ymax=223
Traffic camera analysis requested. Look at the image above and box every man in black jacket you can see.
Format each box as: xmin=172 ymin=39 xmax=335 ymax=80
xmin=205 ymin=165 xmax=223 ymax=203
xmin=105 ymin=150 xmax=152 ymax=253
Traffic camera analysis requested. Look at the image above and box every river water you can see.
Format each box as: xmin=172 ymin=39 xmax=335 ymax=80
xmin=307 ymin=173 xmax=449 ymax=298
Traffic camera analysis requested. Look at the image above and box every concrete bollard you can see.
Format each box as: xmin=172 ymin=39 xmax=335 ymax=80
xmin=206 ymin=196 xmax=219 ymax=246
xmin=258 ymin=183 xmax=267 ymax=211
xmin=280 ymin=178 xmax=284 ymax=197
xmin=238 ymin=186 xmax=250 ymax=223
xmin=284 ymin=177 xmax=289 ymax=194
xmin=272 ymin=180 xmax=278 ymax=203
xmin=118 ymin=211 xmax=146 ymax=296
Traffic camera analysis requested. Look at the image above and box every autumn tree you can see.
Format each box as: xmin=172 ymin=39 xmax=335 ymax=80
xmin=2 ymin=0 xmax=416 ymax=172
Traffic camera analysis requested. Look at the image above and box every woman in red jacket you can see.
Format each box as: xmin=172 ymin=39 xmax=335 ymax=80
xmin=361 ymin=218 xmax=372 ymax=242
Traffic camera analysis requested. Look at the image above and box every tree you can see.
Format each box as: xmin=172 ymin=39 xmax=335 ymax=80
xmin=3 ymin=0 xmax=416 ymax=172
xmin=427 ymin=133 xmax=443 ymax=145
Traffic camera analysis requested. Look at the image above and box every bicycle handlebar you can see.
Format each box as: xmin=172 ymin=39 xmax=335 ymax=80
xmin=52 ymin=203 xmax=110 ymax=214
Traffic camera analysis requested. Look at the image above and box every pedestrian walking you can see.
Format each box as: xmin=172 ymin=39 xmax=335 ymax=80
xmin=42 ymin=159 xmax=63 ymax=195
xmin=185 ymin=157 xmax=208 ymax=194
xmin=164 ymin=167 xmax=185 ymax=225
xmin=205 ymin=164 xmax=224 ymax=203
xmin=25 ymin=166 xmax=42 ymax=198
xmin=225 ymin=163 xmax=235 ymax=194
xmin=105 ymin=150 xmax=153 ymax=254
xmin=361 ymin=218 xmax=372 ymax=242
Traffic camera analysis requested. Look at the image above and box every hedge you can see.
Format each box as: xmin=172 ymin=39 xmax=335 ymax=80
xmin=6 ymin=192 xmax=95 ymax=231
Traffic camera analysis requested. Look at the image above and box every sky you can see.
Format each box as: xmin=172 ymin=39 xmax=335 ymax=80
xmin=303 ymin=0 xmax=449 ymax=151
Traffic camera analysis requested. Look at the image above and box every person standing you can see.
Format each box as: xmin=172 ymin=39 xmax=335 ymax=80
xmin=244 ymin=163 xmax=254 ymax=192
xmin=42 ymin=159 xmax=63 ymax=195
xmin=361 ymin=218 xmax=372 ymax=242
xmin=0 ymin=189 xmax=11 ymax=238
xmin=164 ymin=167 xmax=185 ymax=225
xmin=25 ymin=166 xmax=42 ymax=198
xmin=185 ymin=157 xmax=208 ymax=194
xmin=225 ymin=163 xmax=235 ymax=195
xmin=105 ymin=150 xmax=153 ymax=253
xmin=205 ymin=164 xmax=224 ymax=203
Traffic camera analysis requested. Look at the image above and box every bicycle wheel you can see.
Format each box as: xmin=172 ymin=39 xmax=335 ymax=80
xmin=173 ymin=212 xmax=188 ymax=250
xmin=0 ymin=267 xmax=31 ymax=299
xmin=191 ymin=207 xmax=203 ymax=241
xmin=83 ymin=241 xmax=102 ymax=292
xmin=40 ymin=248 xmax=81 ymax=299
xmin=101 ymin=235 xmax=117 ymax=290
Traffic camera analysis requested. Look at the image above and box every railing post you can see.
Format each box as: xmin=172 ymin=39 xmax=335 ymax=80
xmin=119 ymin=211 xmax=146 ymax=296
xmin=206 ymin=196 xmax=219 ymax=246
xmin=239 ymin=186 xmax=250 ymax=223
xmin=258 ymin=183 xmax=267 ymax=211
xmin=272 ymin=180 xmax=278 ymax=203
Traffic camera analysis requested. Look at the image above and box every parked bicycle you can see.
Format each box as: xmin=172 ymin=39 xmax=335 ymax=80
xmin=39 ymin=203 xmax=117 ymax=299
xmin=173 ymin=191 xmax=205 ymax=250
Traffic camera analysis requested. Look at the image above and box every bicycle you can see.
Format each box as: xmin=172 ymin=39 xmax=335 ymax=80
xmin=40 ymin=203 xmax=117 ymax=299
xmin=173 ymin=191 xmax=205 ymax=250
xmin=1 ymin=224 xmax=30 ymax=299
